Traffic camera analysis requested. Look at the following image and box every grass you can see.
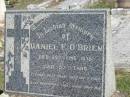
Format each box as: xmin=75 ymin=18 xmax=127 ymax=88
xmin=116 ymin=69 xmax=130 ymax=97
xmin=9 ymin=0 xmax=45 ymax=9
xmin=7 ymin=0 xmax=65 ymax=9
xmin=84 ymin=0 xmax=116 ymax=9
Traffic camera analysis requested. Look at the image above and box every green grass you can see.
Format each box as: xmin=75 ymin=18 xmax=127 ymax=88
xmin=6 ymin=0 xmax=65 ymax=9
xmin=11 ymin=0 xmax=45 ymax=9
xmin=84 ymin=0 xmax=116 ymax=9
xmin=116 ymin=70 xmax=130 ymax=97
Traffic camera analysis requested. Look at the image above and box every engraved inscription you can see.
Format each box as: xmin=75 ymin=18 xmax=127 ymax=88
xmin=5 ymin=11 xmax=107 ymax=97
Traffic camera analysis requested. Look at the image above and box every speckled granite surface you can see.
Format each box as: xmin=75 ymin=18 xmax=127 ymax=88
xmin=4 ymin=10 xmax=114 ymax=97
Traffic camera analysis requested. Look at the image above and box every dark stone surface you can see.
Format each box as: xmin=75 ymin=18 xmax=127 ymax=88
xmin=5 ymin=10 xmax=108 ymax=97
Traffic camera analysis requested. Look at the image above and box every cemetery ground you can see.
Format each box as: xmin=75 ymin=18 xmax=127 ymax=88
xmin=6 ymin=0 xmax=44 ymax=9
xmin=116 ymin=69 xmax=130 ymax=97
xmin=83 ymin=0 xmax=116 ymax=9
xmin=0 ymin=63 xmax=130 ymax=96
xmin=6 ymin=0 xmax=64 ymax=9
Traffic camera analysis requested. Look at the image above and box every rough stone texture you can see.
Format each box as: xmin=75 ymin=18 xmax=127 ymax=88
xmin=111 ymin=15 xmax=130 ymax=68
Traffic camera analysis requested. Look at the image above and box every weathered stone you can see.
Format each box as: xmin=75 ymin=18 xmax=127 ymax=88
xmin=111 ymin=15 xmax=130 ymax=68
xmin=5 ymin=10 xmax=115 ymax=97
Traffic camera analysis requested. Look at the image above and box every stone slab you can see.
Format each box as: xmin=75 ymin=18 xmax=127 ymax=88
xmin=111 ymin=15 xmax=130 ymax=67
xmin=5 ymin=10 xmax=115 ymax=97
xmin=111 ymin=8 xmax=130 ymax=15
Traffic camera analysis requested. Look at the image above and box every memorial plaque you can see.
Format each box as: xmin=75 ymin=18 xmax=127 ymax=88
xmin=5 ymin=10 xmax=108 ymax=97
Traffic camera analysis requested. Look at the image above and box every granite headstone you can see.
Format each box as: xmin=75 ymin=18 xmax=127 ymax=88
xmin=5 ymin=10 xmax=115 ymax=97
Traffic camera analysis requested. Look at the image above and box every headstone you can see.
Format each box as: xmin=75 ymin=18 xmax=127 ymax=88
xmin=5 ymin=10 xmax=116 ymax=97
xmin=112 ymin=15 xmax=130 ymax=68
xmin=0 ymin=0 xmax=6 ymax=23
xmin=126 ymin=9 xmax=130 ymax=14
xmin=111 ymin=8 xmax=127 ymax=15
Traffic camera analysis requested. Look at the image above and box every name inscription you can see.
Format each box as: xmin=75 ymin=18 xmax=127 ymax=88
xmin=5 ymin=11 xmax=106 ymax=97
xmin=30 ymin=19 xmax=104 ymax=97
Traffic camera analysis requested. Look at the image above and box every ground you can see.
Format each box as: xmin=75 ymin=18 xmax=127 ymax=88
xmin=7 ymin=0 xmax=47 ymax=9
xmin=116 ymin=69 xmax=130 ymax=97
